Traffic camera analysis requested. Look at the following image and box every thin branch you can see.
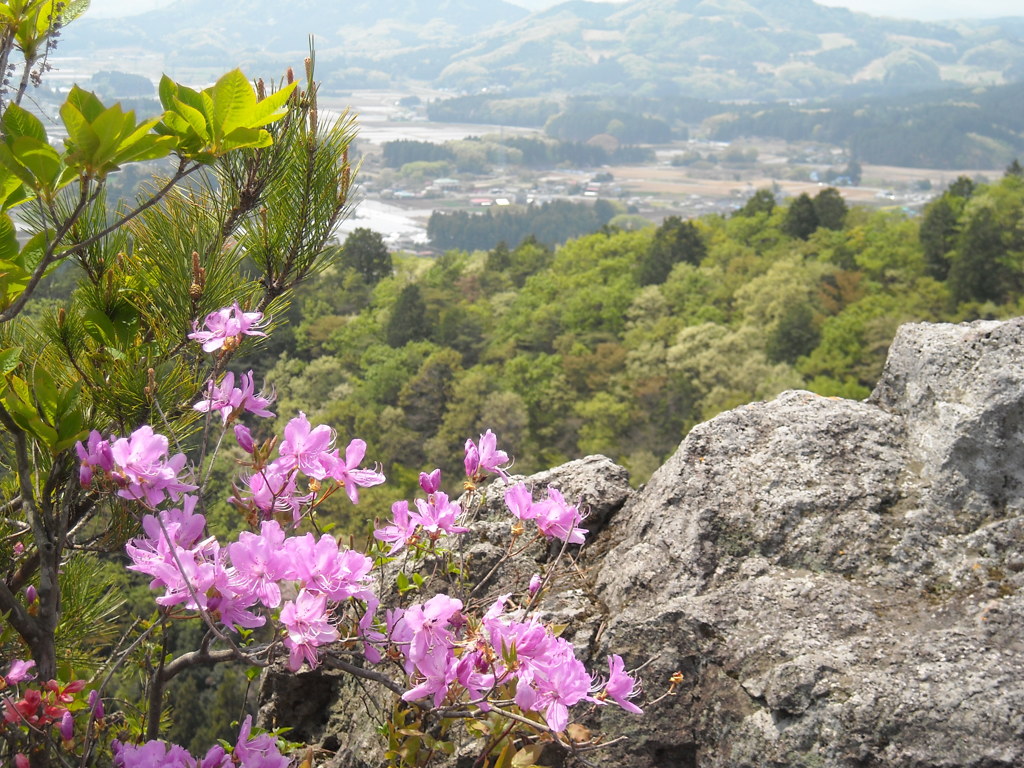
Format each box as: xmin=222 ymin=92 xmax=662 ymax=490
xmin=0 ymin=159 xmax=201 ymax=324
xmin=321 ymin=653 xmax=408 ymax=697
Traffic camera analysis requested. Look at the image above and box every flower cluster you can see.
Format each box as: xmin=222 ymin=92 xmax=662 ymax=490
xmin=373 ymin=470 xmax=468 ymax=554
xmin=126 ymin=511 xmax=374 ymax=670
xmin=55 ymin=308 xmax=647 ymax=767
xmin=464 ymin=429 xmax=511 ymax=481
xmin=230 ymin=412 xmax=385 ymax=525
xmin=504 ymin=483 xmax=587 ymax=544
xmin=187 ymin=302 xmax=267 ymax=353
xmin=194 ymin=370 xmax=275 ymax=423
xmin=1 ymin=661 xmax=100 ymax=768
xmin=76 ymin=426 xmax=196 ymax=507
xmin=112 ymin=716 xmax=287 ymax=768
xmin=375 ymin=595 xmax=641 ymax=733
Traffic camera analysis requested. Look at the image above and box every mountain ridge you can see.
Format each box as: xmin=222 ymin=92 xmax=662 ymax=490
xmin=57 ymin=0 xmax=1024 ymax=101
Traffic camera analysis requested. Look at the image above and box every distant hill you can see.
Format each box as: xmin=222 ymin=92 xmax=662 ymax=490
xmin=439 ymin=0 xmax=1024 ymax=99
xmin=709 ymin=79 xmax=1024 ymax=168
xmin=59 ymin=0 xmax=1024 ymax=101
xmin=61 ymin=0 xmax=528 ymax=68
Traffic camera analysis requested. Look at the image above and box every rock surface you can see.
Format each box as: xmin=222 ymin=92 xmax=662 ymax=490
xmin=260 ymin=318 xmax=1024 ymax=767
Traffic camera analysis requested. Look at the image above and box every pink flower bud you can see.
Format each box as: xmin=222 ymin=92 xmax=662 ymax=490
xmin=13 ymin=542 xmax=23 ymax=556
xmin=25 ymin=586 xmax=37 ymax=605
xmin=528 ymin=573 xmax=542 ymax=596
xmin=234 ymin=424 xmax=255 ymax=454
xmin=419 ymin=469 xmax=441 ymax=494
xmin=60 ymin=709 xmax=74 ymax=742
xmin=88 ymin=689 xmax=104 ymax=719
xmin=15 ymin=754 xmax=29 ymax=768
xmin=464 ymin=439 xmax=480 ymax=478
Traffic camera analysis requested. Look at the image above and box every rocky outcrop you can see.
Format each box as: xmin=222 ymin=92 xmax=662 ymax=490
xmin=260 ymin=318 xmax=1024 ymax=767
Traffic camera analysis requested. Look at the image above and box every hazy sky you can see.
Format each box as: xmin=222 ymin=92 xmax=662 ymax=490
xmin=84 ymin=0 xmax=1023 ymax=21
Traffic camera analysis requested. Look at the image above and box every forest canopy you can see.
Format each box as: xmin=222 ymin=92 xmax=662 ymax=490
xmin=246 ymin=172 xmax=1024 ymax=535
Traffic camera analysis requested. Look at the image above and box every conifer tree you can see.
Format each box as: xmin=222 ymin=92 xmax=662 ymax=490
xmin=386 ymin=283 xmax=430 ymax=347
xmin=782 ymin=192 xmax=819 ymax=240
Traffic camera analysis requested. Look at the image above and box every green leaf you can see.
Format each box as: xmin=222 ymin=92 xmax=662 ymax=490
xmin=15 ymin=231 xmax=52 ymax=274
xmin=0 ymin=166 xmax=28 ymax=210
xmin=60 ymin=101 xmax=100 ymax=161
xmin=65 ymin=84 xmax=106 ymax=123
xmin=0 ymin=347 xmax=22 ymax=374
xmin=395 ymin=571 xmax=410 ymax=593
xmin=210 ymin=68 xmax=258 ymax=141
xmin=0 ymin=214 xmax=19 ymax=263
xmin=250 ymin=81 xmax=297 ymax=128
xmin=170 ymin=97 xmax=210 ymax=142
xmin=2 ymin=102 xmax=47 ymax=144
xmin=82 ymin=308 xmax=118 ymax=345
xmin=219 ymin=125 xmax=271 ymax=152
xmin=158 ymin=75 xmax=178 ymax=111
xmin=2 ymin=382 xmax=58 ymax=446
xmin=11 ymin=135 xmax=62 ymax=190
xmin=0 ymin=143 xmax=37 ymax=187
xmin=32 ymin=366 xmax=59 ymax=423
xmin=92 ymin=106 xmax=133 ymax=160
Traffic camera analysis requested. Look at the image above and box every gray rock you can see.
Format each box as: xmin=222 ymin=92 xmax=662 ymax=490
xmin=592 ymin=318 xmax=1024 ymax=767
xmin=260 ymin=318 xmax=1024 ymax=768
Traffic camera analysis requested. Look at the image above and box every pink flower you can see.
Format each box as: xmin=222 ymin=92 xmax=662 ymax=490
xmin=464 ymin=438 xmax=480 ymax=477
xmin=359 ymin=596 xmax=386 ymax=664
xmin=286 ymin=532 xmax=373 ymax=602
xmin=228 ymin=521 xmax=289 ymax=608
xmin=88 ymin=689 xmax=104 ymax=719
xmin=60 ymin=709 xmax=74 ymax=742
xmin=3 ymin=658 xmax=35 ymax=685
xmin=75 ymin=430 xmax=113 ymax=487
xmin=601 ymin=654 xmax=643 ymax=714
xmin=329 ymin=438 xmax=386 ymax=503
xmin=233 ymin=460 xmax=311 ymax=525
xmin=234 ymin=424 xmax=255 ymax=454
xmin=234 ymin=715 xmax=289 ymax=768
xmin=402 ymin=646 xmax=458 ymax=708
xmin=278 ymin=412 xmax=335 ymax=480
xmin=373 ymin=500 xmax=418 ymax=554
xmin=193 ymin=371 xmax=275 ymax=423
xmin=528 ymin=573 xmax=543 ymax=596
xmin=279 ymin=589 xmax=340 ymax=671
xmin=405 ymin=594 xmax=463 ymax=665
xmin=419 ymin=468 xmax=441 ymax=495
xmin=533 ymin=488 xmax=587 ymax=544
xmin=109 ymin=426 xmax=196 ymax=507
xmin=188 ymin=302 xmax=267 ymax=353
xmin=464 ymin=429 xmax=511 ymax=480
xmin=411 ymin=492 xmax=468 ymax=538
xmin=112 ymin=739 xmax=195 ymax=768
xmin=504 ymin=483 xmax=537 ymax=521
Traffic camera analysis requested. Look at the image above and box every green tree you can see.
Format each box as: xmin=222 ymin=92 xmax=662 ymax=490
xmin=0 ymin=34 xmax=356 ymax=762
xmin=340 ymin=227 xmax=392 ymax=285
xmin=386 ymin=283 xmax=430 ymax=347
xmin=637 ymin=216 xmax=706 ymax=285
xmin=782 ymin=193 xmax=819 ymax=240
xmin=948 ymin=202 xmax=1011 ymax=304
xmin=919 ymin=193 xmax=961 ymax=280
xmin=736 ymin=188 xmax=775 ymax=217
xmin=813 ymin=187 xmax=848 ymax=231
